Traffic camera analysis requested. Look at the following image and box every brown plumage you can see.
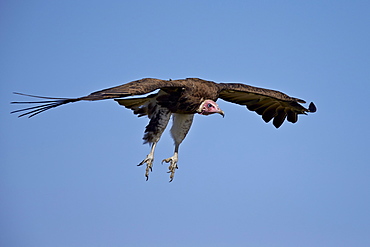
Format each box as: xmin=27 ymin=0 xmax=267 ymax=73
xmin=11 ymin=78 xmax=316 ymax=181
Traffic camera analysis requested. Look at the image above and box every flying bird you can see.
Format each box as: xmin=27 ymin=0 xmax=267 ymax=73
xmin=12 ymin=78 xmax=316 ymax=181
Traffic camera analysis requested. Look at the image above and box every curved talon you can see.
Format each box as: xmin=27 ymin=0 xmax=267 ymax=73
xmin=161 ymin=158 xmax=170 ymax=164
xmin=138 ymin=156 xmax=154 ymax=181
xmin=162 ymin=157 xmax=178 ymax=182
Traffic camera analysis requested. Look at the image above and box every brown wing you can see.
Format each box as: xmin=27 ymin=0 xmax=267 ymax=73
xmin=11 ymin=78 xmax=185 ymax=118
xmin=81 ymin=78 xmax=186 ymax=100
xmin=217 ymin=83 xmax=316 ymax=128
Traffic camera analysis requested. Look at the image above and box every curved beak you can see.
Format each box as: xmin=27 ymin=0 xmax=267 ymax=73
xmin=218 ymin=110 xmax=225 ymax=118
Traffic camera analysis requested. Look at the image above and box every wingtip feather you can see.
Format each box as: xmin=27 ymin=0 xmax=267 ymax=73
xmin=308 ymin=102 xmax=317 ymax=113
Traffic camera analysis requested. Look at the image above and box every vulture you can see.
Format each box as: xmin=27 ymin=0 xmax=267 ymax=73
xmin=12 ymin=78 xmax=316 ymax=181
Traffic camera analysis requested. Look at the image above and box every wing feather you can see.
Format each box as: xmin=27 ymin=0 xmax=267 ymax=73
xmin=11 ymin=78 xmax=184 ymax=117
xmin=261 ymin=103 xmax=280 ymax=123
xmin=217 ymin=83 xmax=316 ymax=128
xmin=273 ymin=107 xmax=288 ymax=128
xmin=287 ymin=110 xmax=298 ymax=123
xmin=82 ymin=78 xmax=185 ymax=100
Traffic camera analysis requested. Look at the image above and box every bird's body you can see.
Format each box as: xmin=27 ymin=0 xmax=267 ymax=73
xmin=12 ymin=78 xmax=316 ymax=181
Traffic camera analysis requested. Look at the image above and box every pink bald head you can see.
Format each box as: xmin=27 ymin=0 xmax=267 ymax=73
xmin=198 ymin=99 xmax=224 ymax=117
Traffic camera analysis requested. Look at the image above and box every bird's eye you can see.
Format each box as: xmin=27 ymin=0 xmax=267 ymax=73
xmin=207 ymin=103 xmax=213 ymax=108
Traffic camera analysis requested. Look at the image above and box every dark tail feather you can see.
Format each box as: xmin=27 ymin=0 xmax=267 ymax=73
xmin=11 ymin=92 xmax=81 ymax=118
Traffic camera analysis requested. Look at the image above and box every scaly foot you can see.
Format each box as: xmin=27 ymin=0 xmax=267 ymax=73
xmin=138 ymin=155 xmax=154 ymax=181
xmin=162 ymin=155 xmax=178 ymax=182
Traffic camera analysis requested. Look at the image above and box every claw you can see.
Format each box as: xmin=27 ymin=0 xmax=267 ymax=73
xmin=162 ymin=157 xmax=178 ymax=182
xmin=138 ymin=156 xmax=154 ymax=181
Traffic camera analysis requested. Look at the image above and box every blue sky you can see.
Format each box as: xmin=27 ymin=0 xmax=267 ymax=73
xmin=1 ymin=0 xmax=370 ymax=246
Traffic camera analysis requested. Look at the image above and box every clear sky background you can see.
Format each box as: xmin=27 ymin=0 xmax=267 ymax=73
xmin=1 ymin=1 xmax=370 ymax=246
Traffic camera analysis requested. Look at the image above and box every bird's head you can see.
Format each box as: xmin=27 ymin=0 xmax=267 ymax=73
xmin=198 ymin=99 xmax=224 ymax=117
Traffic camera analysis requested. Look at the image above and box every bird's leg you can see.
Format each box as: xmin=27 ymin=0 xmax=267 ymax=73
xmin=161 ymin=113 xmax=194 ymax=182
xmin=162 ymin=144 xmax=179 ymax=182
xmin=138 ymin=142 xmax=157 ymax=180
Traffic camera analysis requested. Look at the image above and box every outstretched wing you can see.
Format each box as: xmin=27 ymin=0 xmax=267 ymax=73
xmin=217 ymin=83 xmax=316 ymax=128
xmin=84 ymin=78 xmax=184 ymax=100
xmin=11 ymin=78 xmax=185 ymax=118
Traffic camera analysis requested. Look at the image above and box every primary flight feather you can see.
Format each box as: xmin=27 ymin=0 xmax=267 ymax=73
xmin=12 ymin=78 xmax=316 ymax=181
